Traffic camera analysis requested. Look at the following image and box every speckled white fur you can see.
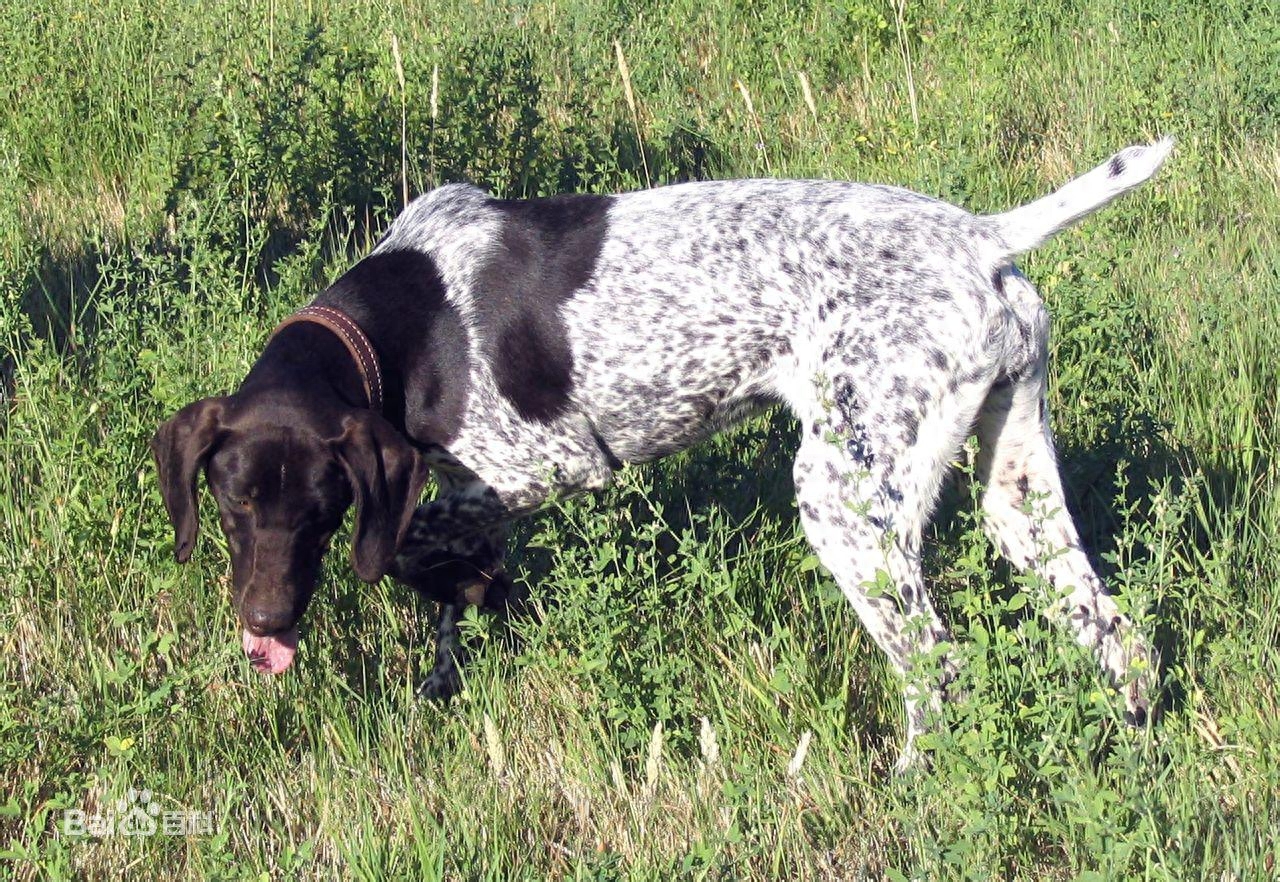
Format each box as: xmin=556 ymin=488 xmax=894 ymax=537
xmin=393 ymin=140 xmax=1171 ymax=770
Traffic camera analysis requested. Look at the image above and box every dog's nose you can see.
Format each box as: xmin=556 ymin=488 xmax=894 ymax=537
xmin=242 ymin=604 xmax=294 ymax=636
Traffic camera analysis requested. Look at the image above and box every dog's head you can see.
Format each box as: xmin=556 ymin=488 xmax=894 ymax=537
xmin=151 ymin=394 xmax=430 ymax=673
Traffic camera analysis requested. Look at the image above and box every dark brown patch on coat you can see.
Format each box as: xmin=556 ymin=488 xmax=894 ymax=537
xmin=477 ymin=194 xmax=614 ymax=423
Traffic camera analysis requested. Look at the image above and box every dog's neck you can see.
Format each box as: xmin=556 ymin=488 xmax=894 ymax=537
xmin=269 ymin=306 xmax=384 ymax=412
xmin=241 ymin=321 xmax=375 ymax=417
xmin=304 ymin=249 xmax=470 ymax=447
xmin=238 ymin=249 xmax=468 ymax=447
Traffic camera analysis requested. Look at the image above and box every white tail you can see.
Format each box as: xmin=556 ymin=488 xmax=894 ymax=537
xmin=985 ymin=138 xmax=1173 ymax=258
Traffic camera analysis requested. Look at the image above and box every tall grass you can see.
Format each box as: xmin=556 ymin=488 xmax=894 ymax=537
xmin=2 ymin=0 xmax=1278 ymax=878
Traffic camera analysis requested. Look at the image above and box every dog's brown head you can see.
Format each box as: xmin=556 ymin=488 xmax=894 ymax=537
xmin=151 ymin=393 xmax=430 ymax=673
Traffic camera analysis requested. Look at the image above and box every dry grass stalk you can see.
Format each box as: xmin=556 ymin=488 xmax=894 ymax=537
xmin=892 ymin=0 xmax=919 ymax=131
xmin=787 ymin=730 xmax=812 ymax=780
xmin=643 ymin=720 xmax=664 ymax=796
xmin=615 ymin=40 xmax=652 ymax=187
xmin=390 ymin=33 xmax=408 ymax=207
xmin=735 ymin=78 xmax=772 ymax=173
xmin=797 ymin=70 xmax=818 ymax=124
xmin=483 ymin=713 xmax=508 ymax=778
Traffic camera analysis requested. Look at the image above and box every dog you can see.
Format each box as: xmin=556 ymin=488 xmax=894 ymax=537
xmin=152 ymin=139 xmax=1170 ymax=770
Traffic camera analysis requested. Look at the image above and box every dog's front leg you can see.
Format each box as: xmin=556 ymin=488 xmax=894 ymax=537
xmin=394 ymin=476 xmax=536 ymax=698
xmin=417 ymin=601 xmax=468 ymax=699
xmin=397 ymin=445 xmax=611 ymax=696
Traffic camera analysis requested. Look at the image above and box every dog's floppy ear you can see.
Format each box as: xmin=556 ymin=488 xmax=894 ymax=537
xmin=151 ymin=397 xmax=229 ymax=563
xmin=332 ymin=411 xmax=431 ymax=583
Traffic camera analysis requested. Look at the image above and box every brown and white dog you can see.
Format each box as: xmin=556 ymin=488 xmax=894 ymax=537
xmin=154 ymin=139 xmax=1170 ymax=769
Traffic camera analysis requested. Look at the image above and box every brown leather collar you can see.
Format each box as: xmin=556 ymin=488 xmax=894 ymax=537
xmin=269 ymin=305 xmax=384 ymax=412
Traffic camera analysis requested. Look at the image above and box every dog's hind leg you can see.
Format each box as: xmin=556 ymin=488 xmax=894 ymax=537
xmin=791 ymin=360 xmax=994 ymax=772
xmin=793 ymin=439 xmax=947 ymax=772
xmin=973 ymin=298 xmax=1158 ymax=725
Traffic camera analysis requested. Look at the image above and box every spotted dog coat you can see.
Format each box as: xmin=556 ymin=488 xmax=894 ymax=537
xmin=374 ymin=139 xmax=1175 ymax=768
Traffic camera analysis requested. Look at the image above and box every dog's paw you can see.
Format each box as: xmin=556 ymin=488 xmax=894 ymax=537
xmin=1122 ymin=677 xmax=1159 ymax=728
xmin=1119 ymin=642 xmax=1161 ymax=728
xmin=417 ymin=665 xmax=462 ymax=701
xmin=939 ymin=655 xmax=968 ymax=706
xmin=892 ymin=741 xmax=933 ymax=777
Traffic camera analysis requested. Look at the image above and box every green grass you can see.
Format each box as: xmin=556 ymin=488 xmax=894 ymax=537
xmin=2 ymin=0 xmax=1278 ymax=877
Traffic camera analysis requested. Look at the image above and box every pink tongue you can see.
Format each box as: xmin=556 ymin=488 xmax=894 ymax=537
xmin=242 ymin=628 xmax=299 ymax=674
